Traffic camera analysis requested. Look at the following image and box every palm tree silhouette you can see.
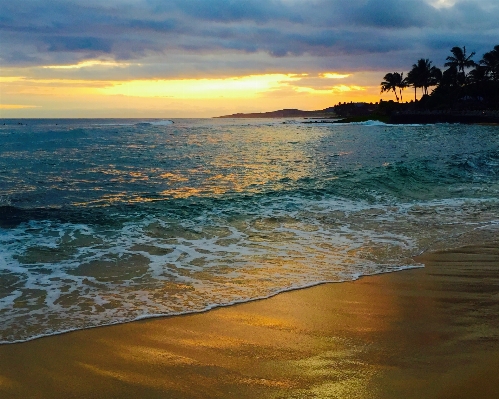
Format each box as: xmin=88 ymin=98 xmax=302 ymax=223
xmin=441 ymin=65 xmax=465 ymax=87
xmin=445 ymin=46 xmax=476 ymax=74
xmin=480 ymin=45 xmax=499 ymax=82
xmin=396 ymin=72 xmax=408 ymax=102
xmin=467 ymin=65 xmax=489 ymax=85
xmin=406 ymin=59 xmax=441 ymax=100
xmin=380 ymin=73 xmax=401 ymax=102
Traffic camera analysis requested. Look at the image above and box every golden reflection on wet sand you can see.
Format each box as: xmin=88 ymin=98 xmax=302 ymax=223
xmin=0 ymin=245 xmax=499 ymax=398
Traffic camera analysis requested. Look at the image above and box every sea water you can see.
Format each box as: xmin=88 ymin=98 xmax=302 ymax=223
xmin=1 ymin=118 xmax=498 ymax=343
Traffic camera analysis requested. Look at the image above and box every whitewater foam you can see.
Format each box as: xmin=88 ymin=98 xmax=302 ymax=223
xmin=1 ymin=119 xmax=499 ymax=343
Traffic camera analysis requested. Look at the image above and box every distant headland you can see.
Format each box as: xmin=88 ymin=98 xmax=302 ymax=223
xmin=215 ymin=108 xmax=338 ymax=119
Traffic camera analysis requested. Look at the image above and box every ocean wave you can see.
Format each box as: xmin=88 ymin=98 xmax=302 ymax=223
xmin=133 ymin=120 xmax=175 ymax=127
xmin=1 ymin=193 xmax=499 ymax=343
xmin=331 ymin=120 xmax=425 ymax=127
xmin=0 ymin=205 xmax=118 ymax=228
xmin=91 ymin=119 xmax=175 ymax=127
xmin=149 ymin=120 xmax=174 ymax=126
xmin=350 ymin=120 xmax=389 ymax=126
xmin=2 ymin=119 xmax=499 ymax=343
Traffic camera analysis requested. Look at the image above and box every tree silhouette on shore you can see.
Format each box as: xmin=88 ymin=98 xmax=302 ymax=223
xmin=380 ymin=45 xmax=499 ymax=109
xmin=445 ymin=46 xmax=476 ymax=74
xmin=480 ymin=45 xmax=499 ymax=82
xmin=380 ymin=72 xmax=407 ymax=102
xmin=405 ymin=59 xmax=441 ymax=101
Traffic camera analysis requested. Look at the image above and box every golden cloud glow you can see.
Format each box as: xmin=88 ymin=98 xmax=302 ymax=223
xmin=331 ymin=85 xmax=365 ymax=92
xmin=0 ymin=104 xmax=40 ymax=109
xmin=43 ymin=60 xmax=135 ymax=69
xmin=321 ymin=73 xmax=351 ymax=79
xmin=0 ymin=77 xmax=25 ymax=83
xmin=295 ymin=84 xmax=366 ymax=94
xmin=99 ymin=74 xmax=302 ymax=99
xmin=1 ymin=76 xmax=114 ymax=97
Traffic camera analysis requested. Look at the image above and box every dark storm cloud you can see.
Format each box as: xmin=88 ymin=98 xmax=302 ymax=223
xmin=351 ymin=0 xmax=437 ymax=28
xmin=45 ymin=37 xmax=113 ymax=53
xmin=0 ymin=0 xmax=497 ymax=73
xmin=154 ymin=0 xmax=283 ymax=23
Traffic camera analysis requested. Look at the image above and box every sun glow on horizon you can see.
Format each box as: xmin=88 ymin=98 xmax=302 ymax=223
xmin=0 ymin=71 xmax=380 ymax=117
xmin=99 ymin=74 xmax=302 ymax=99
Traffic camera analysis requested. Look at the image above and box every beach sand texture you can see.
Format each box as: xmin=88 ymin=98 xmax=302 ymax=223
xmin=0 ymin=244 xmax=498 ymax=399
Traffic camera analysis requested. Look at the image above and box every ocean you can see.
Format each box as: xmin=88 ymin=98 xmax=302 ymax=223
xmin=1 ymin=118 xmax=498 ymax=343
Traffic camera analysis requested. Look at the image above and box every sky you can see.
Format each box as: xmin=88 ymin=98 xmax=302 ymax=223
xmin=1 ymin=0 xmax=498 ymax=118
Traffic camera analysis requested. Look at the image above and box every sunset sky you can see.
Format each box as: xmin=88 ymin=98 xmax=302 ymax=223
xmin=1 ymin=0 xmax=498 ymax=118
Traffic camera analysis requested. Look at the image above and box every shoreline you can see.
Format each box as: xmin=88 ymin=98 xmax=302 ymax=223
xmin=0 ymin=264 xmax=424 ymax=347
xmin=296 ymin=109 xmax=499 ymax=125
xmin=1 ymin=245 xmax=499 ymax=398
xmin=304 ymin=113 xmax=499 ymax=125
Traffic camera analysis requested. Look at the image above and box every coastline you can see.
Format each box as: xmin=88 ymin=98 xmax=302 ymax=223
xmin=304 ymin=111 xmax=499 ymax=125
xmin=1 ymin=244 xmax=499 ymax=398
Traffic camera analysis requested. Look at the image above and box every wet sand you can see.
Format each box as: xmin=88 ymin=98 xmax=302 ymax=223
xmin=0 ymin=244 xmax=499 ymax=399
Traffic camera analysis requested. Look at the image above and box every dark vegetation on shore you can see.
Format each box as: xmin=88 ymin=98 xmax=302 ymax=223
xmin=376 ymin=45 xmax=499 ymax=123
xmin=381 ymin=45 xmax=499 ymax=108
xmin=217 ymin=45 xmax=499 ymax=124
xmin=315 ymin=45 xmax=499 ymax=125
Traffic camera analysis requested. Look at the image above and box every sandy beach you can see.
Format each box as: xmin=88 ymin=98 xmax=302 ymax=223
xmin=0 ymin=244 xmax=498 ymax=399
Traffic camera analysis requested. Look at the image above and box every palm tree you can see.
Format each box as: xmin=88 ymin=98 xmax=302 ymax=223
xmin=441 ymin=65 xmax=465 ymax=88
xmin=406 ymin=59 xmax=442 ymax=100
xmin=480 ymin=45 xmax=499 ymax=82
xmin=467 ymin=65 xmax=489 ymax=85
xmin=380 ymin=72 xmax=400 ymax=102
xmin=406 ymin=68 xmax=419 ymax=101
xmin=477 ymin=45 xmax=499 ymax=106
xmin=445 ymin=46 xmax=476 ymax=74
xmin=396 ymin=72 xmax=408 ymax=102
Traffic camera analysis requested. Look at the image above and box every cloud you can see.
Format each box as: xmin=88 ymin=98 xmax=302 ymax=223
xmin=351 ymin=0 xmax=438 ymax=28
xmin=0 ymin=104 xmax=41 ymax=109
xmin=0 ymin=0 xmax=498 ymax=78
xmin=44 ymin=37 xmax=113 ymax=53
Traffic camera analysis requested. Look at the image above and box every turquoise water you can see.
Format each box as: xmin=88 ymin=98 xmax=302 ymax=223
xmin=1 ymin=118 xmax=499 ymax=343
